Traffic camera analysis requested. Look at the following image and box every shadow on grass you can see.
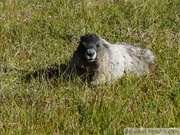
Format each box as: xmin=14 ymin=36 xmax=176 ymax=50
xmin=23 ymin=63 xmax=71 ymax=84
xmin=23 ymin=63 xmax=90 ymax=85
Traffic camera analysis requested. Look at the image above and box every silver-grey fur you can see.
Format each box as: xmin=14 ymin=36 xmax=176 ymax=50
xmin=70 ymin=34 xmax=156 ymax=85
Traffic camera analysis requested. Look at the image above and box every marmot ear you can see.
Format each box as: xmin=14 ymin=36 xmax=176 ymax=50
xmin=102 ymin=39 xmax=107 ymax=45
xmin=101 ymin=39 xmax=110 ymax=48
xmin=80 ymin=35 xmax=85 ymax=41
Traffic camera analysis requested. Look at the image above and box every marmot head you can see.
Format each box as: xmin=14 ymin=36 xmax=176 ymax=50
xmin=77 ymin=33 xmax=103 ymax=63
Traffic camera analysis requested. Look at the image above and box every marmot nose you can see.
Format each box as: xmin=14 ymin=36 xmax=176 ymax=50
xmin=87 ymin=49 xmax=95 ymax=57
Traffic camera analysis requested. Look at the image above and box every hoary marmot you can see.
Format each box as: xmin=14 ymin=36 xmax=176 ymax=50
xmin=70 ymin=33 xmax=156 ymax=85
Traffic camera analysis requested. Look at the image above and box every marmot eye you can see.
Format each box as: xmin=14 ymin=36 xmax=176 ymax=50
xmin=96 ymin=44 xmax=100 ymax=48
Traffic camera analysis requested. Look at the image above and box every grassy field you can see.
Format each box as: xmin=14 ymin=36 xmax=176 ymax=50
xmin=0 ymin=0 xmax=179 ymax=134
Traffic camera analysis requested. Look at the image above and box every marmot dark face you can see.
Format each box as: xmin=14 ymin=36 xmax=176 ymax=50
xmin=77 ymin=34 xmax=103 ymax=63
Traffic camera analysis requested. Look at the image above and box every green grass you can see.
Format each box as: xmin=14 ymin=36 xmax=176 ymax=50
xmin=0 ymin=0 xmax=179 ymax=134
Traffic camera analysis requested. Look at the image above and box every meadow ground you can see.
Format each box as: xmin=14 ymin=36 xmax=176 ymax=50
xmin=0 ymin=0 xmax=179 ymax=134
